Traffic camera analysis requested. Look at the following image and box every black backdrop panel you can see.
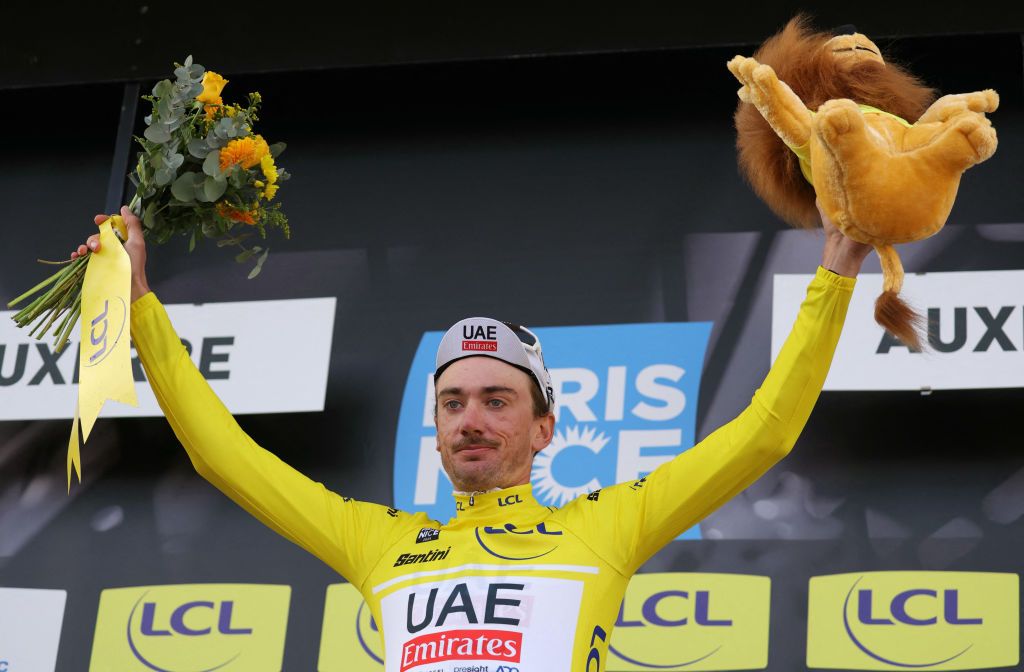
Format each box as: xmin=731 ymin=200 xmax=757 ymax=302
xmin=0 ymin=31 xmax=1021 ymax=670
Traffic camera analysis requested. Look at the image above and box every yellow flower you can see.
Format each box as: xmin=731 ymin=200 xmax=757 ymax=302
xmin=260 ymin=154 xmax=278 ymax=183
xmin=196 ymin=71 xmax=228 ymax=104
xmin=259 ymin=154 xmax=280 ymax=200
xmin=220 ymin=135 xmax=270 ymax=171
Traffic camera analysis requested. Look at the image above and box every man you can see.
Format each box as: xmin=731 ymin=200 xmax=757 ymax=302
xmin=76 ymin=202 xmax=869 ymax=671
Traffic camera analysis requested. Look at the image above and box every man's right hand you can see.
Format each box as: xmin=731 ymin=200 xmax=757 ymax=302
xmin=71 ymin=205 xmax=150 ymax=302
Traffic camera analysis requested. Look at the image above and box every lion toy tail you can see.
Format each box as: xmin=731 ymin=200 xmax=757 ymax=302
xmin=874 ymin=244 xmax=925 ymax=350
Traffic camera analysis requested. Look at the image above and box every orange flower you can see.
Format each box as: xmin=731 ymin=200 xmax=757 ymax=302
xmin=219 ymin=135 xmax=271 ymax=171
xmin=203 ymin=96 xmax=223 ymax=120
xmin=216 ymin=202 xmax=258 ymax=225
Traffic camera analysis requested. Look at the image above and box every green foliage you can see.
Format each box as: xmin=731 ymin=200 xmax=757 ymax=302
xmin=125 ymin=56 xmax=292 ymax=279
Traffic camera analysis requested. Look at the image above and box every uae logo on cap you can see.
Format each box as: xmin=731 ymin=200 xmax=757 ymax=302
xmin=462 ymin=324 xmax=499 ymax=352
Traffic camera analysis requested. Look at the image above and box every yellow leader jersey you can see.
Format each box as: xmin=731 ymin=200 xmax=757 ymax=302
xmin=131 ymin=265 xmax=853 ymax=672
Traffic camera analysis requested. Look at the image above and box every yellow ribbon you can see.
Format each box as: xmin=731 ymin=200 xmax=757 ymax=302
xmin=68 ymin=216 xmax=138 ymax=490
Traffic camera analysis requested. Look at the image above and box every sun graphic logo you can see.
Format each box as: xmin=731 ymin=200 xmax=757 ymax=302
xmin=532 ymin=424 xmax=610 ymax=507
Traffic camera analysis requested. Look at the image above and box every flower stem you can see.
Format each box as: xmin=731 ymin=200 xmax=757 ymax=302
xmin=7 ymin=260 xmax=75 ymax=309
xmin=54 ymin=294 xmax=82 ymax=354
xmin=31 ymin=284 xmax=76 ymax=338
xmin=16 ymin=257 xmax=87 ymax=326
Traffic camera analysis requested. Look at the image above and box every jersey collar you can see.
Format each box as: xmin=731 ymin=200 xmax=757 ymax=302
xmin=451 ymin=483 xmax=547 ymax=520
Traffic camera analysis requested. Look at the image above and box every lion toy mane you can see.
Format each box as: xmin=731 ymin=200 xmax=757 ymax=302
xmin=728 ymin=15 xmax=998 ymax=349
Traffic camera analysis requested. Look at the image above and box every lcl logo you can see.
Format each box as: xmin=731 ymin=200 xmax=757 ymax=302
xmin=854 ymin=587 xmax=981 ymax=626
xmin=609 ymin=573 xmax=771 ymax=671
xmin=94 ymin=584 xmax=289 ymax=672
xmin=133 ymin=599 xmax=253 ymax=636
xmin=808 ymin=572 xmax=1019 ymax=671
xmin=611 ymin=590 xmax=733 ymax=668
xmin=616 ymin=590 xmax=732 ymax=628
xmin=125 ymin=594 xmax=254 ymax=670
xmin=475 ymin=523 xmax=562 ymax=561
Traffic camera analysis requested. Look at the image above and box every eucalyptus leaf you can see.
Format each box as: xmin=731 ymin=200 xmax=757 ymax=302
xmin=189 ymin=230 xmax=197 ymax=252
xmin=166 ymin=152 xmax=185 ymax=169
xmin=189 ymin=83 xmax=205 ymax=99
xmin=152 ymin=80 xmax=173 ymax=97
xmin=143 ymin=202 xmax=158 ymax=229
xmin=148 ymin=153 xmax=165 ymax=169
xmin=248 ymin=248 xmax=270 ymax=279
xmin=269 ymin=142 xmax=286 ymax=158
xmin=189 ymin=64 xmax=204 ymax=78
xmin=154 ymin=167 xmax=175 ymax=186
xmin=184 ymin=55 xmax=193 ymax=68
xmin=174 ymin=67 xmax=189 ymax=81
xmin=170 ymin=174 xmax=196 ymax=202
xmin=235 ymin=248 xmax=256 ymax=263
xmin=203 ymin=175 xmax=227 ymax=202
xmin=157 ymin=98 xmax=173 ymax=118
xmin=187 ymin=139 xmax=210 ymax=158
xmin=144 ymin=125 xmax=171 ymax=144
xmin=203 ymin=151 xmax=222 ymax=177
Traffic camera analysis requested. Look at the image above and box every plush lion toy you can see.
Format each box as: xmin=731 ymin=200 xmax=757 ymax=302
xmin=728 ymin=15 xmax=998 ymax=349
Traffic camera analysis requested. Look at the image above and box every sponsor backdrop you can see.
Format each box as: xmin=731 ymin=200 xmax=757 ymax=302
xmin=0 ymin=18 xmax=1022 ymax=672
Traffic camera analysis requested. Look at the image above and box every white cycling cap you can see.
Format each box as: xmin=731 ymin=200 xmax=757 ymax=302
xmin=434 ymin=317 xmax=555 ymax=411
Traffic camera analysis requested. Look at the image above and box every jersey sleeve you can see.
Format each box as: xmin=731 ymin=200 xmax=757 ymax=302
xmin=130 ymin=292 xmax=413 ymax=588
xmin=554 ymin=266 xmax=854 ymax=575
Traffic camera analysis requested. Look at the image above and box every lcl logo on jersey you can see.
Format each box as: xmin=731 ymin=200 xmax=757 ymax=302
xmin=393 ymin=322 xmax=711 ymax=531
xmin=609 ymin=573 xmax=770 ymax=671
xmin=807 ymin=572 xmax=1019 ymax=670
xmin=89 ymin=584 xmax=290 ymax=671
xmin=476 ymin=522 xmax=563 ymax=560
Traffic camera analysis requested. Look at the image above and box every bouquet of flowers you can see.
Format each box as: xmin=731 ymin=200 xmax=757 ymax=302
xmin=7 ymin=55 xmax=290 ymax=352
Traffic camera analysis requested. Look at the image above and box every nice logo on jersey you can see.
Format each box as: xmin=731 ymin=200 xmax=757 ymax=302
xmin=608 ymin=573 xmax=770 ymax=671
xmin=89 ymin=584 xmax=290 ymax=671
xmin=393 ymin=322 xmax=711 ymax=529
xmin=807 ymin=572 xmax=1019 ymax=670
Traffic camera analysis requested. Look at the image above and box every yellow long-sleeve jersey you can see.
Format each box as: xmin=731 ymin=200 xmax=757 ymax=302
xmin=131 ymin=266 xmax=853 ymax=672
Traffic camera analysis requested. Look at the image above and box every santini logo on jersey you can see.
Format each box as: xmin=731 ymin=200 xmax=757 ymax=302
xmin=394 ymin=547 xmax=451 ymax=567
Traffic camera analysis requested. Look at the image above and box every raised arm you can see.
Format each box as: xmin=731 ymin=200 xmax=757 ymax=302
xmin=77 ymin=208 xmax=418 ymax=588
xmin=555 ymin=204 xmax=870 ymax=574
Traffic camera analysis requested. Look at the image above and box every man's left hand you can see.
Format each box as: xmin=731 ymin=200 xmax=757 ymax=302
xmin=818 ymin=200 xmax=872 ymax=278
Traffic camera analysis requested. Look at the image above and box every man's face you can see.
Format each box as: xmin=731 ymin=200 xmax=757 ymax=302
xmin=434 ymin=356 xmax=554 ymax=493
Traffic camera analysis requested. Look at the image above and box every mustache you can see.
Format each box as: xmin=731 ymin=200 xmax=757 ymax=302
xmin=452 ymin=436 xmax=500 ymax=451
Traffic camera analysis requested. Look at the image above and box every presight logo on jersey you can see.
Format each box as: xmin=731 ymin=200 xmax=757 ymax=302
xmin=393 ymin=322 xmax=712 ymax=535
